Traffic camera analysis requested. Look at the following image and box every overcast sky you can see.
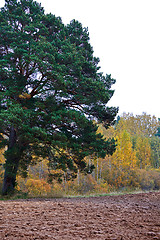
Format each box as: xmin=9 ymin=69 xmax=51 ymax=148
xmin=1 ymin=0 xmax=160 ymax=118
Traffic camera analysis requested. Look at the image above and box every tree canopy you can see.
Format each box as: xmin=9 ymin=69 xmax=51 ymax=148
xmin=155 ymin=119 xmax=160 ymax=138
xmin=0 ymin=0 xmax=118 ymax=195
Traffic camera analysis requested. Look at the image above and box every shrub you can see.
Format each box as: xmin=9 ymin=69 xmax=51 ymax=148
xmin=136 ymin=169 xmax=160 ymax=190
xmin=26 ymin=179 xmax=51 ymax=196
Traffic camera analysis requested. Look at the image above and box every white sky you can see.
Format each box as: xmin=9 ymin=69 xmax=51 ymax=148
xmin=1 ymin=0 xmax=160 ymax=118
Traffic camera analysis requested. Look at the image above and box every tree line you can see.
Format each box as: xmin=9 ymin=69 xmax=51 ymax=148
xmin=1 ymin=112 xmax=159 ymax=196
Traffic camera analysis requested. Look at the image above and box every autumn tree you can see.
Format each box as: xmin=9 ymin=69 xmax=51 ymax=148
xmin=0 ymin=0 xmax=118 ymax=195
xmin=135 ymin=136 xmax=151 ymax=169
xmin=94 ymin=114 xmax=160 ymax=191
xmin=102 ymin=130 xmax=137 ymax=188
xmin=118 ymin=113 xmax=159 ymax=137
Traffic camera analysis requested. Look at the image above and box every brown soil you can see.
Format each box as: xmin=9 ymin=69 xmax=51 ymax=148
xmin=0 ymin=192 xmax=160 ymax=240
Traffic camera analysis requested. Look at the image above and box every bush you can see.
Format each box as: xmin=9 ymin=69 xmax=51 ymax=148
xmin=26 ymin=179 xmax=51 ymax=196
xmin=136 ymin=169 xmax=160 ymax=190
xmin=51 ymin=182 xmax=64 ymax=198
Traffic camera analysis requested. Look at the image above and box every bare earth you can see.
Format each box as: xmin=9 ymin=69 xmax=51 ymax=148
xmin=0 ymin=192 xmax=160 ymax=240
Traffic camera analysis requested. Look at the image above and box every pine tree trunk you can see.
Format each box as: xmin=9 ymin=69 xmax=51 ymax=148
xmin=2 ymin=126 xmax=20 ymax=195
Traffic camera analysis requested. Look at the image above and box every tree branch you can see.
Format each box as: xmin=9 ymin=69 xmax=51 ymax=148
xmin=30 ymin=74 xmax=46 ymax=97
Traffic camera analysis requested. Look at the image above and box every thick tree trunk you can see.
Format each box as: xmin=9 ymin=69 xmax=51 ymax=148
xmin=2 ymin=126 xmax=20 ymax=195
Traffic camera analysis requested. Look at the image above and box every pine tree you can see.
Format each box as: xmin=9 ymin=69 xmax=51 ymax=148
xmin=0 ymin=0 xmax=118 ymax=195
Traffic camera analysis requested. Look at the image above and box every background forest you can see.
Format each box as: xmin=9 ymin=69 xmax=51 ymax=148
xmin=0 ymin=112 xmax=159 ymax=197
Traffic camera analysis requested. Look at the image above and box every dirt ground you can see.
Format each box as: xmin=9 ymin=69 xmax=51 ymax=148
xmin=0 ymin=192 xmax=159 ymax=240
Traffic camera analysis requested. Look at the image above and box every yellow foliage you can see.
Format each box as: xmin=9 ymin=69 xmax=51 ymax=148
xmin=119 ymin=112 xmax=159 ymax=137
xmin=26 ymin=179 xmax=51 ymax=196
xmin=51 ymin=182 xmax=64 ymax=197
xmin=0 ymin=148 xmax=5 ymax=165
xmin=103 ymin=130 xmax=138 ymax=188
xmin=19 ymin=93 xmax=31 ymax=99
xmin=136 ymin=169 xmax=160 ymax=190
xmin=97 ymin=124 xmax=115 ymax=139
xmin=112 ymin=130 xmax=137 ymax=170
xmin=135 ymin=136 xmax=151 ymax=169
xmin=0 ymin=148 xmax=5 ymax=190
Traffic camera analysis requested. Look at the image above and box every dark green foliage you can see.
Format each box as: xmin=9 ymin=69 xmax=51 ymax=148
xmin=0 ymin=0 xmax=118 ymax=194
xmin=152 ymin=120 xmax=160 ymax=168
xmin=155 ymin=118 xmax=160 ymax=138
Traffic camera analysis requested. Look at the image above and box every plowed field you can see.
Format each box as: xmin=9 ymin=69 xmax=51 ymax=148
xmin=0 ymin=192 xmax=160 ymax=239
